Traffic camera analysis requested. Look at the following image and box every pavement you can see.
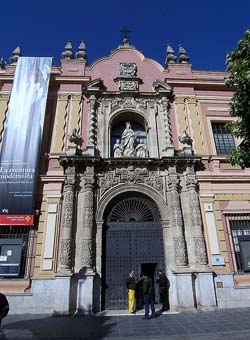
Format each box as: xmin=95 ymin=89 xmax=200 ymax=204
xmin=1 ymin=307 xmax=250 ymax=340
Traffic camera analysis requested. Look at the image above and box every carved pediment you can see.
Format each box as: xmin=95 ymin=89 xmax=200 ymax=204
xmin=153 ymin=79 xmax=172 ymax=94
xmin=86 ymin=78 xmax=104 ymax=92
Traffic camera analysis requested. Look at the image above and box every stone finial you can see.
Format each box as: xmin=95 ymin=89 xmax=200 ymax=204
xmin=0 ymin=57 xmax=7 ymax=69
xmin=9 ymin=45 xmax=22 ymax=64
xmin=62 ymin=40 xmax=74 ymax=60
xmin=165 ymin=44 xmax=177 ymax=66
xmin=225 ymin=51 xmax=233 ymax=71
xmin=75 ymin=40 xmax=87 ymax=60
xmin=178 ymin=44 xmax=190 ymax=63
xmin=178 ymin=130 xmax=193 ymax=146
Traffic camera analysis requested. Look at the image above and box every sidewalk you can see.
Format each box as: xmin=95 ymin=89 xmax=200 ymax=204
xmin=1 ymin=308 xmax=250 ymax=340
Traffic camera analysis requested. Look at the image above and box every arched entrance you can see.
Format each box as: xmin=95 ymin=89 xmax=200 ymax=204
xmin=102 ymin=192 xmax=165 ymax=310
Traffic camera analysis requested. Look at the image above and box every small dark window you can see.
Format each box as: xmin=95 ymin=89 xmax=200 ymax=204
xmin=228 ymin=213 xmax=250 ymax=272
xmin=212 ymin=123 xmax=235 ymax=155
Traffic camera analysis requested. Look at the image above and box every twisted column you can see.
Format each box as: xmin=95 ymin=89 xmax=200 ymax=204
xmin=58 ymin=165 xmax=76 ymax=275
xmin=87 ymin=95 xmax=97 ymax=147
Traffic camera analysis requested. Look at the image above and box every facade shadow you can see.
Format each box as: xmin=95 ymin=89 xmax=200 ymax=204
xmin=2 ymin=315 xmax=117 ymax=339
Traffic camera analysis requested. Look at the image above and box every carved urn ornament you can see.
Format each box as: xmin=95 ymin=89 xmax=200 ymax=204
xmin=178 ymin=130 xmax=193 ymax=146
xmin=68 ymin=128 xmax=83 ymax=146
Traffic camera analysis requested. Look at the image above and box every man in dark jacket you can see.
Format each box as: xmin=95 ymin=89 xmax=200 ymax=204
xmin=125 ymin=270 xmax=136 ymax=313
xmin=156 ymin=270 xmax=170 ymax=311
xmin=0 ymin=293 xmax=9 ymax=326
xmin=142 ymin=274 xmax=155 ymax=319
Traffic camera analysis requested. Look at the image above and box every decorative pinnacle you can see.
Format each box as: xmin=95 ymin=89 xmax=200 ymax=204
xmin=0 ymin=57 xmax=7 ymax=69
xmin=62 ymin=40 xmax=73 ymax=60
xmin=178 ymin=44 xmax=190 ymax=63
xmin=9 ymin=45 xmax=22 ymax=64
xmin=165 ymin=43 xmax=177 ymax=66
xmin=75 ymin=40 xmax=87 ymax=60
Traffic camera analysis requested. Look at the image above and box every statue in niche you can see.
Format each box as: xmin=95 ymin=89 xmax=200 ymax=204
xmin=135 ymin=142 xmax=147 ymax=158
xmin=121 ymin=122 xmax=137 ymax=156
xmin=113 ymin=139 xmax=123 ymax=157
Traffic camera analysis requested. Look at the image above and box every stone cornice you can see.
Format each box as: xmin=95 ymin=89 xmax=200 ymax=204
xmin=59 ymin=155 xmax=202 ymax=169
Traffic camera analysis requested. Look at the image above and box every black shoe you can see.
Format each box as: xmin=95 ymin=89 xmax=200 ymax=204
xmin=143 ymin=316 xmax=150 ymax=320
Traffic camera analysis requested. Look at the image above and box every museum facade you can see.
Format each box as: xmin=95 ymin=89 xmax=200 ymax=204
xmin=0 ymin=37 xmax=250 ymax=313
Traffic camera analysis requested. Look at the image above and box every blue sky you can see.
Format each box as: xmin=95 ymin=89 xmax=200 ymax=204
xmin=1 ymin=0 xmax=249 ymax=71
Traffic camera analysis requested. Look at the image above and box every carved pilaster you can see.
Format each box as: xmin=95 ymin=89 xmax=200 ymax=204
xmin=174 ymin=237 xmax=188 ymax=266
xmin=185 ymin=164 xmax=208 ymax=266
xmin=80 ymin=166 xmax=95 ymax=269
xmin=80 ymin=239 xmax=94 ymax=268
xmin=194 ymin=237 xmax=208 ymax=265
xmin=167 ymin=171 xmax=188 ymax=266
xmin=58 ymin=166 xmax=76 ymax=275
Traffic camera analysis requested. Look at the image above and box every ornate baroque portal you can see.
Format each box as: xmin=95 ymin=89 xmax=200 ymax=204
xmin=102 ymin=193 xmax=165 ymax=310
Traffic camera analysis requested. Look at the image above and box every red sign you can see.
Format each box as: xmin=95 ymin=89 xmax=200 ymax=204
xmin=0 ymin=215 xmax=34 ymax=226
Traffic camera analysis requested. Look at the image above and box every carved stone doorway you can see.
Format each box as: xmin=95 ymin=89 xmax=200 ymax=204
xmin=102 ymin=193 xmax=165 ymax=310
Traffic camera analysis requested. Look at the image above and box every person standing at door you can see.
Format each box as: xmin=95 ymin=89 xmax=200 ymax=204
xmin=156 ymin=269 xmax=170 ymax=311
xmin=142 ymin=273 xmax=155 ymax=319
xmin=125 ymin=270 xmax=136 ymax=313
xmin=136 ymin=273 xmax=144 ymax=310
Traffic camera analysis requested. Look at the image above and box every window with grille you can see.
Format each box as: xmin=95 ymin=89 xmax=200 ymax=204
xmin=228 ymin=213 xmax=250 ymax=272
xmin=212 ymin=123 xmax=235 ymax=155
xmin=0 ymin=226 xmax=37 ymax=278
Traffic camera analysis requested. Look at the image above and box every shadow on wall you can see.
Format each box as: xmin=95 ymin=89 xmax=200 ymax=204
xmin=1 ymin=314 xmax=116 ymax=339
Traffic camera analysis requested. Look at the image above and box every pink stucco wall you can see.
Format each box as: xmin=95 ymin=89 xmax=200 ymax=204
xmin=85 ymin=49 xmax=168 ymax=92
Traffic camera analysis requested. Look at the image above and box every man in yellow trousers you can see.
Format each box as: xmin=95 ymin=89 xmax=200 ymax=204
xmin=125 ymin=270 xmax=136 ymax=313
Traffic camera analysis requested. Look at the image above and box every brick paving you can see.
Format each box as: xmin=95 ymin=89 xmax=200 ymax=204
xmin=1 ymin=308 xmax=250 ymax=339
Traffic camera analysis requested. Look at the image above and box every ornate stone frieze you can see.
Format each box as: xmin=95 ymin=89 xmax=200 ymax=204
xmin=80 ymin=239 xmax=94 ymax=268
xmin=145 ymin=171 xmax=163 ymax=193
xmin=99 ymin=171 xmax=119 ymax=194
xmin=193 ymin=237 xmax=208 ymax=265
xmin=110 ymin=96 xmax=148 ymax=111
xmin=111 ymin=98 xmax=122 ymax=110
xmin=120 ymin=63 xmax=137 ymax=77
xmin=135 ymin=98 xmax=147 ymax=109
xmin=99 ymin=168 xmax=163 ymax=196
xmin=119 ymin=80 xmax=139 ymax=91
xmin=174 ymin=237 xmax=188 ymax=266
xmin=60 ymin=238 xmax=72 ymax=267
xmin=121 ymin=98 xmax=137 ymax=108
